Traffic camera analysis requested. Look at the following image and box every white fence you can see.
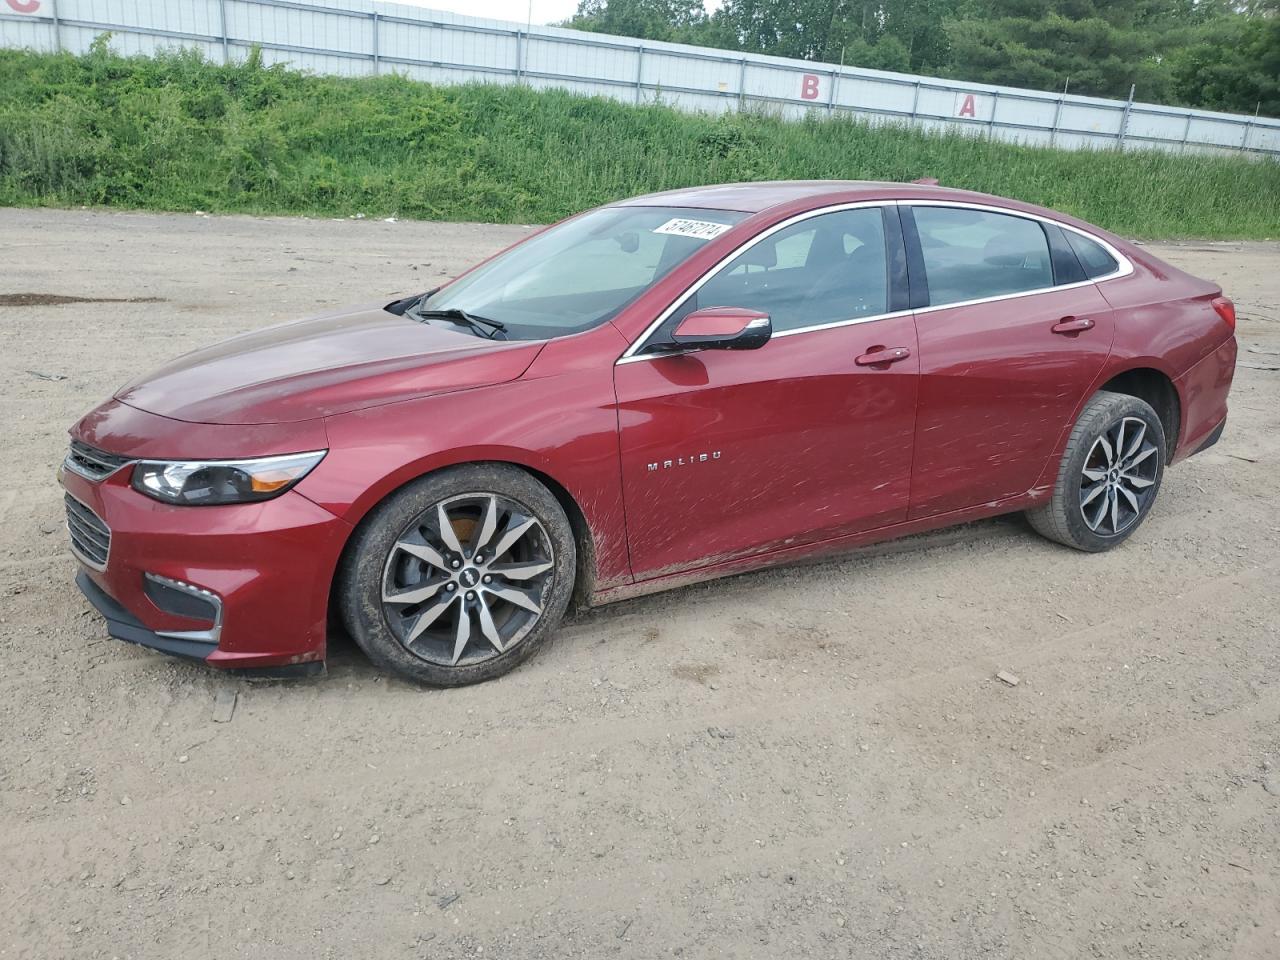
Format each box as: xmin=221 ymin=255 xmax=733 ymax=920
xmin=3 ymin=0 xmax=1278 ymax=158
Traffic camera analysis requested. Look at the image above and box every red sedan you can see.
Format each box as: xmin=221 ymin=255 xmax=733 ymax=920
xmin=61 ymin=181 xmax=1237 ymax=685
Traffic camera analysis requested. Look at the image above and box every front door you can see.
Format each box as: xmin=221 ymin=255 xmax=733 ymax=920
xmin=614 ymin=206 xmax=919 ymax=580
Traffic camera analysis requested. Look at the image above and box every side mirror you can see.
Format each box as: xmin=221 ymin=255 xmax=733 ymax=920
xmin=670 ymin=307 xmax=772 ymax=351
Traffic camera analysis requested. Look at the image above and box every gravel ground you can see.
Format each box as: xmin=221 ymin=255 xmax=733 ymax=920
xmin=1 ymin=208 xmax=1278 ymax=960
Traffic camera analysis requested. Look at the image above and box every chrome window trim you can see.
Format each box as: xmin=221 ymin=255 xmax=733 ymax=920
xmin=772 ymin=307 xmax=916 ymax=339
xmin=616 ymin=197 xmax=1134 ymax=364
xmin=911 ymin=276 xmax=1100 ymax=316
xmin=65 ymin=491 xmax=110 ymax=572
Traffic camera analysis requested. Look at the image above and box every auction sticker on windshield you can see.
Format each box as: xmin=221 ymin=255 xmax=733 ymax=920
xmin=653 ymin=218 xmax=734 ymax=240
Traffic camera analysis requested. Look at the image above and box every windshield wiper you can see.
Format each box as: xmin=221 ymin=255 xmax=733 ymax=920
xmin=410 ymin=306 xmax=508 ymax=340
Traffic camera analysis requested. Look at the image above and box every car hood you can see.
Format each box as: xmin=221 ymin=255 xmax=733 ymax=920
xmin=115 ymin=303 xmax=546 ymax=425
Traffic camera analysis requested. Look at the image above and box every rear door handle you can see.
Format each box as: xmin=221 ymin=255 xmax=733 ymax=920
xmin=855 ymin=346 xmax=912 ymax=367
xmin=1051 ymin=316 xmax=1095 ymax=335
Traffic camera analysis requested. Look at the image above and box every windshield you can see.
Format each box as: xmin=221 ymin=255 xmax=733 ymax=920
xmin=416 ymin=206 xmax=748 ymax=339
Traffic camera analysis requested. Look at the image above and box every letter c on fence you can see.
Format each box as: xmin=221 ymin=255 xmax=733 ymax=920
xmin=801 ymin=74 xmax=821 ymax=101
xmin=6 ymin=0 xmax=42 ymax=13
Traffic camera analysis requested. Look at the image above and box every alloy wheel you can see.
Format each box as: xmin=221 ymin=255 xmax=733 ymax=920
xmin=380 ymin=493 xmax=555 ymax=666
xmin=1079 ymin=416 xmax=1160 ymax=537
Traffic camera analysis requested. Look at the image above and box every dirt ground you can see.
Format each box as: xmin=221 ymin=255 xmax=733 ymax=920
xmin=1 ymin=207 xmax=1278 ymax=960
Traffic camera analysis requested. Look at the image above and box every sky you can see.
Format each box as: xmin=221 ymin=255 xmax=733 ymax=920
xmin=390 ymin=0 xmax=596 ymax=25
xmin=390 ymin=0 xmax=720 ymax=27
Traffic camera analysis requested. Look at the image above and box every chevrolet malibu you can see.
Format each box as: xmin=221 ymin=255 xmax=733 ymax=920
xmin=61 ymin=181 xmax=1237 ymax=685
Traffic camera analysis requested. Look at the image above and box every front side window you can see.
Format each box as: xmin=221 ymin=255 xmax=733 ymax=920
xmin=914 ymin=207 xmax=1053 ymax=307
xmin=419 ymin=206 xmax=748 ymax=339
xmin=691 ymin=207 xmax=889 ymax=333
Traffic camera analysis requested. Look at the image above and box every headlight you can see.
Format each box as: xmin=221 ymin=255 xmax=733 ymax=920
xmin=131 ymin=451 xmax=326 ymax=506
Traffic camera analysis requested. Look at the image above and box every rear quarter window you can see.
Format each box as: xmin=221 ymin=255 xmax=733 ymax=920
xmin=1065 ymin=231 xmax=1120 ymax=279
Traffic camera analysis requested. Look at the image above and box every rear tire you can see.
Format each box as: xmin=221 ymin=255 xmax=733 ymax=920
xmin=337 ymin=464 xmax=576 ymax=686
xmin=1026 ymin=391 xmax=1166 ymax=552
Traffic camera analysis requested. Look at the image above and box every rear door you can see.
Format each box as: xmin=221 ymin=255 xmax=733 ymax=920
xmin=614 ymin=205 xmax=919 ymax=579
xmin=903 ymin=203 xmax=1116 ymax=519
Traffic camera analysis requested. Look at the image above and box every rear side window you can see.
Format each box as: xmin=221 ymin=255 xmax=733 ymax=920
xmin=1065 ymin=231 xmax=1120 ymax=279
xmin=913 ymin=207 xmax=1053 ymax=307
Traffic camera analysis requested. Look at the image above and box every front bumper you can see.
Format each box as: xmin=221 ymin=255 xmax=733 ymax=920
xmin=75 ymin=572 xmax=324 ymax=677
xmin=77 ymin=570 xmax=220 ymax=660
xmin=63 ymin=462 xmax=351 ymax=674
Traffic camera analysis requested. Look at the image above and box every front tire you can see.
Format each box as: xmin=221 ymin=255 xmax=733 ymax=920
xmin=337 ymin=464 xmax=576 ymax=686
xmin=1027 ymin=391 xmax=1166 ymax=552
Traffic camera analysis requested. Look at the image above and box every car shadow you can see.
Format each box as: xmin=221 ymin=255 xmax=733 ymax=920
xmin=317 ymin=512 xmax=1031 ymax=685
xmin=569 ymin=513 xmax=1030 ymax=627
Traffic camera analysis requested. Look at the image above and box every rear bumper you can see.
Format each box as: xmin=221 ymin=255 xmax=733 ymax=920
xmin=1187 ymin=415 xmax=1226 ymax=458
xmin=1172 ymin=336 xmax=1236 ymax=464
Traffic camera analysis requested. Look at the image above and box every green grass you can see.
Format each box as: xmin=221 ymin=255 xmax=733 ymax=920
xmin=1 ymin=43 xmax=1278 ymax=239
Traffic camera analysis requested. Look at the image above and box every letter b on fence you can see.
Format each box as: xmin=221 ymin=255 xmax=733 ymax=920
xmin=801 ymin=74 xmax=821 ymax=101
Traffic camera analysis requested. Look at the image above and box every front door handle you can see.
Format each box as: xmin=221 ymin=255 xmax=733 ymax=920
xmin=1051 ymin=316 xmax=1095 ymax=335
xmin=855 ymin=346 xmax=912 ymax=367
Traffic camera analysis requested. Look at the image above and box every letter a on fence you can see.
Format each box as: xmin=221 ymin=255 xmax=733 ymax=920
xmin=801 ymin=74 xmax=821 ymax=101
xmin=957 ymin=94 xmax=977 ymax=118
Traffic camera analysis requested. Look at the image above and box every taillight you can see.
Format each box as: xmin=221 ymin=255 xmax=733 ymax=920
xmin=1211 ymin=296 xmax=1236 ymax=333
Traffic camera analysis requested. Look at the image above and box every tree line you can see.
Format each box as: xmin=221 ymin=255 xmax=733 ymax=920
xmin=566 ymin=0 xmax=1279 ymax=116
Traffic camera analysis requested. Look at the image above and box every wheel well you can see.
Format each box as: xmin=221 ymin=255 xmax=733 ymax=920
xmin=520 ymin=464 xmax=597 ymax=609
xmin=1099 ymin=368 xmax=1180 ymax=450
xmin=329 ymin=460 xmax=598 ymax=619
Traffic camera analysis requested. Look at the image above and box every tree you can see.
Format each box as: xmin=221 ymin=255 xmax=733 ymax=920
xmin=1169 ymin=14 xmax=1280 ymax=115
xmin=568 ymin=0 xmax=709 ymax=43
xmin=705 ymin=0 xmax=960 ymax=70
xmin=565 ymin=0 xmax=1280 ymax=115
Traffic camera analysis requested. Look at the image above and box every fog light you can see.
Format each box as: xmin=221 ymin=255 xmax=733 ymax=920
xmin=143 ymin=573 xmax=223 ymax=643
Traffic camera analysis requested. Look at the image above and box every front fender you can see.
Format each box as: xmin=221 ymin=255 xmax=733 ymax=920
xmin=297 ymin=370 xmax=631 ymax=592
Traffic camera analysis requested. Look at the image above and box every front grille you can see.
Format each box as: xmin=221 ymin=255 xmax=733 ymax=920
xmin=65 ymin=494 xmax=111 ymax=570
xmin=65 ymin=440 xmax=132 ymax=482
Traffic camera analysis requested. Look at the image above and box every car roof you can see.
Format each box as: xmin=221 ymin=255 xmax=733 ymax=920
xmin=614 ymin=179 xmax=1121 ymax=247
xmin=616 ymin=179 xmax=1038 ymax=216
